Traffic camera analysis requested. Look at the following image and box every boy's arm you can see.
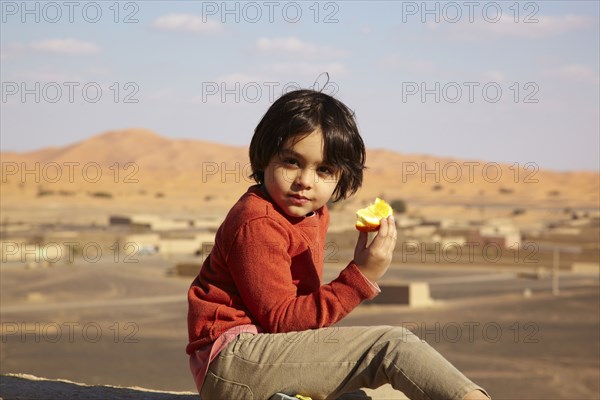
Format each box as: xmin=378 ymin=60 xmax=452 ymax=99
xmin=227 ymin=218 xmax=378 ymax=333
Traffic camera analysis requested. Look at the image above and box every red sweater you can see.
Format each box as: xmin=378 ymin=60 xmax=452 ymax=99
xmin=186 ymin=185 xmax=379 ymax=354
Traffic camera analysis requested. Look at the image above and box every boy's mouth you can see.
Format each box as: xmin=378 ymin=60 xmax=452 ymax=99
xmin=288 ymin=193 xmax=310 ymax=205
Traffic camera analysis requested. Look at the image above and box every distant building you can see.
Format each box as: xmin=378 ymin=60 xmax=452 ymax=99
xmin=467 ymin=218 xmax=521 ymax=248
xmin=109 ymin=216 xmax=132 ymax=225
xmin=124 ymin=232 xmax=215 ymax=256
xmin=109 ymin=214 xmax=220 ymax=232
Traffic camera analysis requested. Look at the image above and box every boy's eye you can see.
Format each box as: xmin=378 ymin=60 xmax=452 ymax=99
xmin=283 ymin=158 xmax=299 ymax=166
xmin=318 ymin=166 xmax=335 ymax=175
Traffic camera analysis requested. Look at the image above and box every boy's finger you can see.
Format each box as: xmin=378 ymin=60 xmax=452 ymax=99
xmin=378 ymin=216 xmax=389 ymax=237
xmin=381 ymin=216 xmax=397 ymax=251
xmin=388 ymin=216 xmax=397 ymax=238
xmin=380 ymin=215 xmax=396 ymax=240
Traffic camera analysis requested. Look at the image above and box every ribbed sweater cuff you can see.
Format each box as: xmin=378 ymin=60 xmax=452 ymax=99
xmin=342 ymin=262 xmax=380 ymax=301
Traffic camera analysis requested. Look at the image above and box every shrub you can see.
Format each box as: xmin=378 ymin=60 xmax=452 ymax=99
xmin=390 ymin=199 xmax=407 ymax=214
xmin=37 ymin=189 xmax=54 ymax=197
xmin=89 ymin=191 xmax=113 ymax=199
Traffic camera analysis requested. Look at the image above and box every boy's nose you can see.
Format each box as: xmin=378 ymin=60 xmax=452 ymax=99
xmin=294 ymin=169 xmax=314 ymax=189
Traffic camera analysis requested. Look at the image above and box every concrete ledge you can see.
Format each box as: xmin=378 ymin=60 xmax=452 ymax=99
xmin=365 ymin=281 xmax=434 ymax=307
xmin=0 ymin=374 xmax=407 ymax=400
xmin=0 ymin=373 xmax=198 ymax=400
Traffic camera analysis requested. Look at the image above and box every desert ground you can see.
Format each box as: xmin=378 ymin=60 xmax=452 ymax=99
xmin=1 ymin=129 xmax=599 ymax=399
xmin=1 ymin=257 xmax=598 ymax=399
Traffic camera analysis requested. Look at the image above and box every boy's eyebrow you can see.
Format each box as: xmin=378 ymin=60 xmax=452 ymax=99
xmin=280 ymin=148 xmax=305 ymax=160
xmin=280 ymin=148 xmax=333 ymax=167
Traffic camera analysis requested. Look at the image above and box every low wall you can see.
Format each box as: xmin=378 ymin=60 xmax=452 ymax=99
xmin=365 ymin=281 xmax=434 ymax=306
xmin=0 ymin=373 xmax=198 ymax=400
xmin=0 ymin=374 xmax=407 ymax=400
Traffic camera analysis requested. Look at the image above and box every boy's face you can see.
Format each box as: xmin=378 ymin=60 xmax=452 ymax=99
xmin=263 ymin=129 xmax=339 ymax=218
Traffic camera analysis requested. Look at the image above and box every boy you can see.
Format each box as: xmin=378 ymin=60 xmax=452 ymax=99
xmin=187 ymin=89 xmax=490 ymax=400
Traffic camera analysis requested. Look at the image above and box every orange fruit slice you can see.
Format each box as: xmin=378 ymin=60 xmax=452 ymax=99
xmin=355 ymin=198 xmax=393 ymax=232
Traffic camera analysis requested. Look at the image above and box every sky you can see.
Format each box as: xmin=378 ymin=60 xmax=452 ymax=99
xmin=1 ymin=0 xmax=599 ymax=171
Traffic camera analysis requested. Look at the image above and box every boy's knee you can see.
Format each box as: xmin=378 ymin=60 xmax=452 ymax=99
xmin=380 ymin=326 xmax=420 ymax=343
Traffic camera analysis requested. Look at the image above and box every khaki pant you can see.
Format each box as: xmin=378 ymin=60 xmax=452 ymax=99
xmin=200 ymin=325 xmax=488 ymax=400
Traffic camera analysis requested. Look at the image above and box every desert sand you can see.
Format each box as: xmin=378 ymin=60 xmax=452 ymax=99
xmin=2 ymin=128 xmax=598 ymax=228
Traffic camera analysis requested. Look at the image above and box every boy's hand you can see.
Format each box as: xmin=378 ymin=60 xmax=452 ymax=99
xmin=353 ymin=215 xmax=397 ymax=283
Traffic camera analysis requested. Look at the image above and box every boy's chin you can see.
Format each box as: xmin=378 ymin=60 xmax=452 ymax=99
xmin=282 ymin=205 xmax=314 ymax=218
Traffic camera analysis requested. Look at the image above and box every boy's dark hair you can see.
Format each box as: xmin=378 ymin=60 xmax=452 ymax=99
xmin=249 ymin=89 xmax=366 ymax=202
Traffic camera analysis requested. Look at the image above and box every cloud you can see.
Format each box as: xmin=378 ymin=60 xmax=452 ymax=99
xmin=0 ymin=42 xmax=27 ymax=61
xmin=252 ymin=37 xmax=349 ymax=59
xmin=541 ymin=64 xmax=599 ymax=85
xmin=531 ymin=14 xmax=594 ymax=36
xmin=152 ymin=14 xmax=225 ymax=35
xmin=431 ymin=14 xmax=594 ymax=41
xmin=30 ymin=38 xmax=99 ymax=55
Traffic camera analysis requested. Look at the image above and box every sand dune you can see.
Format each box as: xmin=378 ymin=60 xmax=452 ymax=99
xmin=2 ymin=128 xmax=598 ymax=215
